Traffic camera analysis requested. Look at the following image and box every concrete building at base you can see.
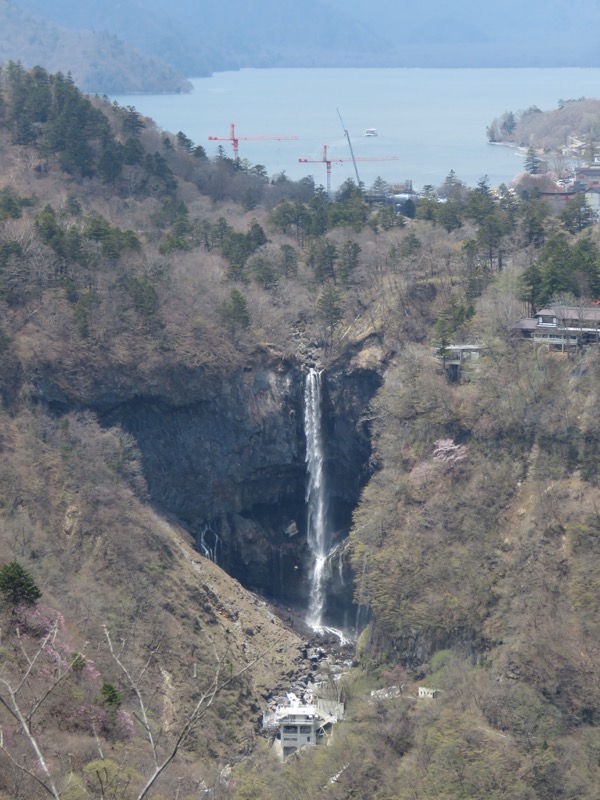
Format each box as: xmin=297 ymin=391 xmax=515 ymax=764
xmin=262 ymin=692 xmax=344 ymax=760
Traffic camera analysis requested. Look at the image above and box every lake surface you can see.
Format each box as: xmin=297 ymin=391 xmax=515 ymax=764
xmin=111 ymin=68 xmax=600 ymax=192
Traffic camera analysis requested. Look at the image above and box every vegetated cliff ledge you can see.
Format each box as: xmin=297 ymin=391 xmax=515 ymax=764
xmin=21 ymin=338 xmax=384 ymax=617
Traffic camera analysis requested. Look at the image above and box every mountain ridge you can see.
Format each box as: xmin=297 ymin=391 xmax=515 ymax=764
xmin=6 ymin=0 xmax=600 ymax=94
xmin=0 ymin=0 xmax=193 ymax=93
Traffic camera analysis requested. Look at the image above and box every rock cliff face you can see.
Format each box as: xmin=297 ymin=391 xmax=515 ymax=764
xmin=26 ymin=346 xmax=383 ymax=624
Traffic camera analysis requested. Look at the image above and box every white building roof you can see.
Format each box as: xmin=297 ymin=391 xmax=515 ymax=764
xmin=263 ymin=692 xmax=341 ymax=731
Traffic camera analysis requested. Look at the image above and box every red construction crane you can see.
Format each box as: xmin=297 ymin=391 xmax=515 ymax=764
xmin=299 ymin=144 xmax=399 ymax=195
xmin=208 ymin=123 xmax=298 ymax=159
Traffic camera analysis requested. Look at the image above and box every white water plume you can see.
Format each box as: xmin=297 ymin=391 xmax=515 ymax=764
xmin=304 ymin=368 xmax=328 ymax=630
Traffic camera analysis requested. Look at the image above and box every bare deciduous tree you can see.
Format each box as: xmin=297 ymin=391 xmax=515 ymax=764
xmin=0 ymin=616 xmax=280 ymax=800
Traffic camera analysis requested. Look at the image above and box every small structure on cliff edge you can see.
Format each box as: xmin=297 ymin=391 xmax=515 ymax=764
xmin=262 ymin=691 xmax=344 ymax=760
xmin=437 ymin=343 xmax=484 ymax=382
xmin=418 ymin=686 xmax=440 ymax=699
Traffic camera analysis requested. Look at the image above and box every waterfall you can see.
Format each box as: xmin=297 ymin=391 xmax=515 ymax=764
xmin=199 ymin=524 xmax=221 ymax=564
xmin=303 ymin=369 xmax=357 ymax=644
xmin=304 ymin=368 xmax=329 ymax=630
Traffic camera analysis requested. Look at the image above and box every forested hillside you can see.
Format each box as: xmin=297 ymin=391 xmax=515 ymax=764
xmin=2 ymin=64 xmax=600 ymax=798
xmin=488 ymin=98 xmax=600 ymax=155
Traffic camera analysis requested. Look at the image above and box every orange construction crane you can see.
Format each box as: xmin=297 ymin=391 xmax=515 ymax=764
xmin=299 ymin=144 xmax=399 ymax=195
xmin=208 ymin=123 xmax=298 ymax=159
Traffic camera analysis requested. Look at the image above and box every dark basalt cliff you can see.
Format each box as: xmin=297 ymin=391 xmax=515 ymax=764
xmin=25 ymin=347 xmax=383 ymax=620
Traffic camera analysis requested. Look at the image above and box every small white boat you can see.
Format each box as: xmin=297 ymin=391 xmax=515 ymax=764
xmin=364 ymin=128 xmax=379 ymax=137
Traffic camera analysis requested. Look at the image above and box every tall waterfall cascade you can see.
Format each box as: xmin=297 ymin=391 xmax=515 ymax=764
xmin=304 ymin=368 xmax=327 ymax=629
xmin=304 ymin=368 xmax=350 ymax=640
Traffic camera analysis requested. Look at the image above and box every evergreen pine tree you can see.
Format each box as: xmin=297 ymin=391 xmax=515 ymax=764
xmin=524 ymin=146 xmax=541 ymax=175
xmin=218 ymin=289 xmax=251 ymax=341
xmin=0 ymin=561 xmax=42 ymax=608
xmin=317 ymin=284 xmax=343 ymax=334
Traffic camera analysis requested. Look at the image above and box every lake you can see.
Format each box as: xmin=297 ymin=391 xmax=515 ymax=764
xmin=111 ymin=67 xmax=600 ymax=192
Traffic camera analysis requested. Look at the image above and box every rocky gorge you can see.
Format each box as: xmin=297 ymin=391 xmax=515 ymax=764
xmin=21 ymin=336 xmax=384 ymax=632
